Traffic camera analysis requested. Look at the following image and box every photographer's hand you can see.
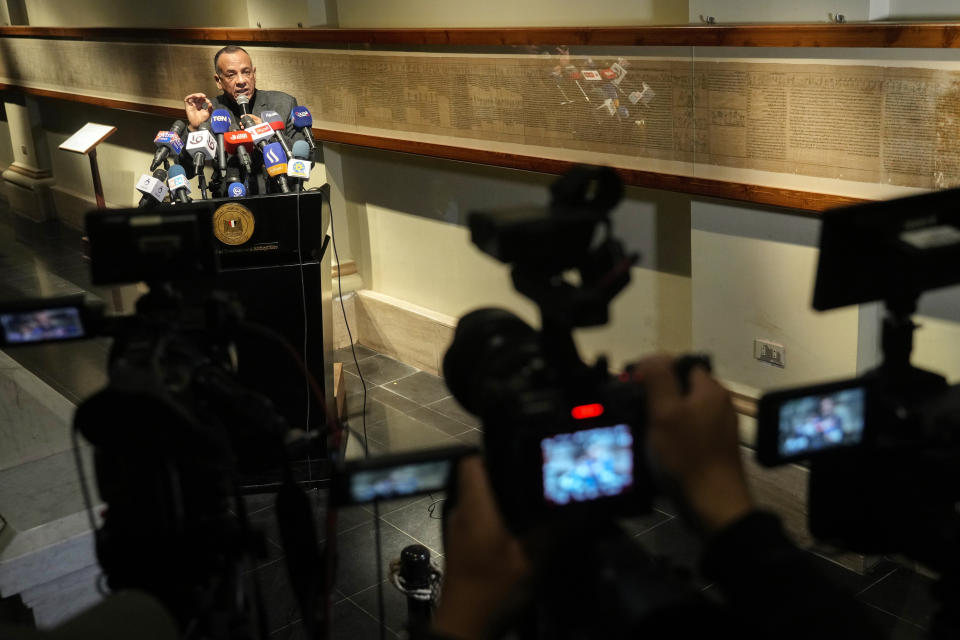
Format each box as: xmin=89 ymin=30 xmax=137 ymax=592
xmin=432 ymin=456 xmax=531 ymax=640
xmin=632 ymin=356 xmax=754 ymax=534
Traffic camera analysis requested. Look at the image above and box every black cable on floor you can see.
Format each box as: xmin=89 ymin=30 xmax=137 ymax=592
xmin=328 ymin=183 xmax=385 ymax=640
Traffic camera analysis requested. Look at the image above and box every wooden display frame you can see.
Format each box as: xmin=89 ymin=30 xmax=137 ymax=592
xmin=3 ymin=23 xmax=959 ymax=213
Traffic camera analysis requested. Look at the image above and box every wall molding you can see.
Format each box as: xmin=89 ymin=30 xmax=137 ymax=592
xmin=4 ymin=163 xmax=51 ymax=180
xmin=354 ymin=290 xmax=457 ymax=376
xmin=2 ymin=23 xmax=960 ymax=48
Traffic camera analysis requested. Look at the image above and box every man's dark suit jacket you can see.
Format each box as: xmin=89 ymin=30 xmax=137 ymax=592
xmin=181 ymin=89 xmax=304 ymax=194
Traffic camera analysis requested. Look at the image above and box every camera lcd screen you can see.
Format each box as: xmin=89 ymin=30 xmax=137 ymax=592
xmin=349 ymin=460 xmax=451 ymax=503
xmin=0 ymin=307 xmax=85 ymax=344
xmin=777 ymin=388 xmax=866 ymax=458
xmin=541 ymin=423 xmax=634 ymax=506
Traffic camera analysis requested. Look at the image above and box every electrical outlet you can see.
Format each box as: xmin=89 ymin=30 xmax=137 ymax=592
xmin=754 ymin=339 xmax=785 ymax=368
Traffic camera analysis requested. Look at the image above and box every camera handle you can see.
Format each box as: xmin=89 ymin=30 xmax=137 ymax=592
xmin=877 ymin=293 xmax=948 ymax=404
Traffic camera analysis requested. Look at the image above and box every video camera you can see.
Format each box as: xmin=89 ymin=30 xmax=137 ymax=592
xmin=0 ymin=199 xmax=332 ymax=638
xmin=443 ymin=166 xmax=707 ymax=533
xmin=755 ymin=188 xmax=960 ymax=634
xmin=438 ymin=166 xmax=715 ymax=638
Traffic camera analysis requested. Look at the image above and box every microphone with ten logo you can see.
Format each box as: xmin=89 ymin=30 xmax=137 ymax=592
xmin=166 ymin=164 xmax=191 ymax=204
xmin=209 ymin=109 xmax=232 ymax=179
xmin=135 ymin=168 xmax=169 ymax=208
xmin=287 ymin=140 xmax=312 ymax=191
xmin=185 ymin=123 xmax=217 ymax=199
xmin=291 ymin=106 xmax=317 ymax=154
xmin=149 ymin=120 xmax=186 ymax=171
xmin=262 ymin=142 xmax=291 ymax=193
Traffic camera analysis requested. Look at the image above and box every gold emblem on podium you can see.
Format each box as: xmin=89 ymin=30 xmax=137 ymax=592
xmin=213 ymin=203 xmax=255 ymax=246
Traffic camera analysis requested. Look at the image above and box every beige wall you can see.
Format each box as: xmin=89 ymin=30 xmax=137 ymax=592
xmin=336 ymin=0 xmax=687 ymax=28
xmin=20 ymin=0 xmax=337 ymax=28
xmin=21 ymin=0 xmax=250 ymax=27
xmin=691 ymin=201 xmax=861 ymax=396
xmin=0 ymin=104 xmax=13 ymax=168
xmin=690 ymin=0 xmax=960 ymax=22
xmin=245 ymin=0 xmax=336 ymax=28
xmin=913 ymin=314 xmax=960 ymax=383
xmin=0 ymin=105 xmax=15 ymax=168
xmin=912 ymin=285 xmax=960 ymax=382
xmin=689 ymin=0 xmax=871 ymax=22
xmin=335 ymin=145 xmax=694 ymax=370
xmin=888 ymin=0 xmax=960 ymax=18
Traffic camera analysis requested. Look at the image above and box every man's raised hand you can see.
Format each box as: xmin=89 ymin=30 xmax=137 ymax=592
xmin=184 ymin=93 xmax=214 ymax=130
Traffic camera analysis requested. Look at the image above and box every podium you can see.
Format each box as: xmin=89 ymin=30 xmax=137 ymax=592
xmin=211 ymin=189 xmax=335 ymax=488
xmin=215 ymin=191 xmax=333 ymax=423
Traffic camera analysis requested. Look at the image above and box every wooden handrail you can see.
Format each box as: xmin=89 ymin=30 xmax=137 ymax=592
xmin=0 ymin=81 xmax=869 ymax=213
xmin=1 ymin=22 xmax=960 ymax=48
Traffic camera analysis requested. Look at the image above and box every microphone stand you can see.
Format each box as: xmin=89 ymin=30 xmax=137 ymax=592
xmin=195 ymin=158 xmax=209 ymax=200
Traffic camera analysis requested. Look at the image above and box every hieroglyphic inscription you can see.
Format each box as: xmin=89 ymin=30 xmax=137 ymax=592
xmin=4 ymin=36 xmax=960 ymax=190
xmin=747 ymin=72 xmax=788 ymax=161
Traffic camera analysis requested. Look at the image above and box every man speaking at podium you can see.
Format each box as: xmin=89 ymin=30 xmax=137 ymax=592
xmin=182 ymin=45 xmax=302 ymax=194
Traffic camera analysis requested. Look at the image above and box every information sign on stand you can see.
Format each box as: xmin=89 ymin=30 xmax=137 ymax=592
xmin=59 ymin=123 xmax=119 ymax=310
xmin=59 ymin=123 xmax=117 ymax=209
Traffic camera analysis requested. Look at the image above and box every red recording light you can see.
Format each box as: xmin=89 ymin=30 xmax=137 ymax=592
xmin=571 ymin=403 xmax=604 ymax=420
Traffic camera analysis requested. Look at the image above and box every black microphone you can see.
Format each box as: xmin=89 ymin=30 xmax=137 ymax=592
xmin=224 ymin=165 xmax=243 ymax=186
xmin=166 ymin=164 xmax=191 ymax=204
xmin=237 ymin=94 xmax=251 ymax=117
xmin=224 ymin=165 xmax=247 ymax=198
xmin=149 ymin=120 xmax=186 ymax=171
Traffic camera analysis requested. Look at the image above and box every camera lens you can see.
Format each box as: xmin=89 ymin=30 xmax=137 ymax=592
xmin=443 ymin=308 xmax=540 ymax=415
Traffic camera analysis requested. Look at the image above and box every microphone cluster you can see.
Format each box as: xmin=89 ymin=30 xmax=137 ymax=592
xmin=133 ymin=104 xmax=319 ymax=206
